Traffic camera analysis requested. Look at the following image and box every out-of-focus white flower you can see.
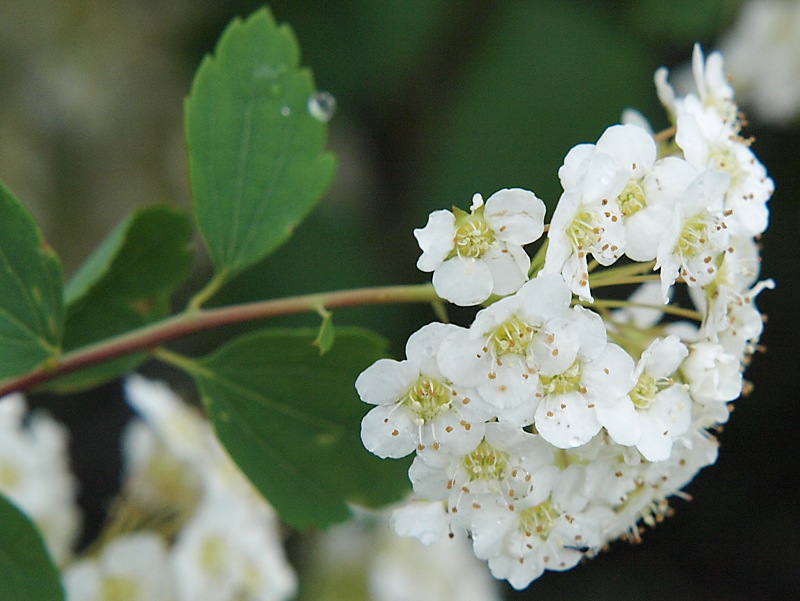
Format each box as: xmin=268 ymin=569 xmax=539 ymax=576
xmin=171 ymin=481 xmax=296 ymax=601
xmin=63 ymin=532 xmax=174 ymax=601
xmin=414 ymin=188 xmax=546 ymax=306
xmin=123 ymin=375 xmax=297 ymax=601
xmin=0 ymin=393 xmax=80 ymax=565
xmin=720 ymin=0 xmax=800 ymax=125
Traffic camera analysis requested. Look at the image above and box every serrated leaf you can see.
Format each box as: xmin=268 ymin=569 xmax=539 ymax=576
xmin=0 ymin=182 xmax=63 ymax=380
xmin=44 ymin=205 xmax=193 ymax=393
xmin=185 ymin=8 xmax=336 ymax=280
xmin=186 ymin=328 xmax=410 ymax=530
xmin=0 ymin=493 xmax=64 ymax=601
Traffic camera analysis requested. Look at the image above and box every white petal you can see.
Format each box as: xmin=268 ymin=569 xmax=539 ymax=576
xmin=483 ymin=245 xmax=528 ymax=296
xmin=405 ymin=322 xmax=463 ymax=378
xmin=437 ymin=328 xmax=489 ymax=388
xmin=414 ymin=210 xmax=456 ymax=272
xmin=360 ymin=405 xmax=418 ymax=459
xmin=355 ymin=359 xmax=418 ymax=406
xmin=535 ymin=391 xmax=601 ymax=448
xmin=595 ymin=400 xmax=641 ymax=446
xmin=432 ymin=257 xmax=493 ymax=306
xmin=484 ymin=188 xmax=546 ymax=245
xmin=624 ymin=205 xmax=671 ymax=262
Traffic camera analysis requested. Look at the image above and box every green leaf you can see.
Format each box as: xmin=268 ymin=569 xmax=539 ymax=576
xmin=185 ymin=8 xmax=336 ymax=280
xmin=185 ymin=328 xmax=410 ymax=530
xmin=45 ymin=205 xmax=193 ymax=393
xmin=0 ymin=493 xmax=64 ymax=601
xmin=0 ymin=182 xmax=63 ymax=380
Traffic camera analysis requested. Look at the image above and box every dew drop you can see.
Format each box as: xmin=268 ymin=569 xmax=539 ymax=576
xmin=280 ymin=105 xmax=291 ymax=117
xmin=307 ymin=91 xmax=336 ymax=122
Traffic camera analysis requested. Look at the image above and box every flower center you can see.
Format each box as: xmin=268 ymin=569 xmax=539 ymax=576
xmin=567 ymin=210 xmax=605 ymax=255
xmin=488 ymin=317 xmax=536 ymax=357
xmin=676 ymin=214 xmax=711 ymax=260
xmin=401 ymin=377 xmax=453 ymax=423
xmin=0 ymin=461 xmax=21 ymax=489
xmin=519 ymin=498 xmax=559 ymax=539
xmin=540 ymin=361 xmax=582 ymax=395
xmin=630 ymin=373 xmax=658 ymax=410
xmin=453 ymin=210 xmax=495 ymax=259
xmin=101 ymin=577 xmax=140 ymax=601
xmin=618 ymin=179 xmax=646 ymax=217
xmin=462 ymin=440 xmax=510 ymax=482
xmin=709 ymin=146 xmax=743 ymax=190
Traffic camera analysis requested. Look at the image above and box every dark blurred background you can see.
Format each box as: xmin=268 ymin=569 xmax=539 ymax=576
xmin=1 ymin=1 xmax=797 ymax=599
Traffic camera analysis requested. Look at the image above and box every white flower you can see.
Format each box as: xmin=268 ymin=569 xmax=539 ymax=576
xmin=0 ymin=394 xmax=80 ymax=564
xmin=543 ymin=190 xmax=624 ymax=301
xmin=596 ymin=336 xmax=692 ymax=462
xmin=680 ymin=340 xmax=743 ymax=427
xmin=437 ymin=274 xmax=572 ymax=425
xmin=414 ymin=188 xmax=546 ymax=306
xmin=469 ymin=465 xmax=608 ymax=590
xmin=655 ymin=167 xmax=732 ymax=300
xmin=719 ymin=0 xmax=800 ymax=124
xmin=533 ymin=308 xmax=635 ymax=448
xmin=356 ymin=322 xmax=491 ymax=458
xmin=63 ymin=532 xmax=174 ymax=601
xmin=408 ymin=423 xmax=554 ymax=524
xmin=171 ymin=483 xmax=296 ymax=601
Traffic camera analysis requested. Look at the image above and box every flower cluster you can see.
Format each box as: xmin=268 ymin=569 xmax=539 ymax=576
xmin=356 ymin=44 xmax=774 ymax=590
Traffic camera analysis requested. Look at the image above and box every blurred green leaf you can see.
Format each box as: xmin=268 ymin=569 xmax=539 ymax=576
xmin=0 ymin=182 xmax=63 ymax=380
xmin=44 ymin=205 xmax=193 ymax=392
xmin=186 ymin=327 xmax=410 ymax=530
xmin=628 ymin=0 xmax=734 ymax=46
xmin=185 ymin=7 xmax=336 ymax=280
xmin=0 ymin=494 xmax=64 ymax=601
xmin=409 ymin=3 xmax=658 ymax=221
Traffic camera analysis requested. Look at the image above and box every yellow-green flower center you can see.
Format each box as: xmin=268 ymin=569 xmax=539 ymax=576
xmin=540 ymin=361 xmax=582 ymax=395
xmin=519 ymin=498 xmax=559 ymax=539
xmin=0 ymin=461 xmax=21 ymax=489
xmin=489 ymin=317 xmax=536 ymax=357
xmin=630 ymin=373 xmax=658 ymax=410
xmin=101 ymin=577 xmax=139 ymax=601
xmin=453 ymin=208 xmax=495 ymax=259
xmin=676 ymin=214 xmax=711 ymax=260
xmin=401 ymin=377 xmax=453 ymax=423
xmin=463 ymin=440 xmax=510 ymax=482
xmin=567 ymin=210 xmax=604 ymax=254
xmin=618 ymin=179 xmax=646 ymax=217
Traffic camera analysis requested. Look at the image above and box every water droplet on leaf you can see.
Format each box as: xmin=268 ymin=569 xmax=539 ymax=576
xmin=307 ymin=91 xmax=336 ymax=122
xmin=280 ymin=105 xmax=291 ymax=117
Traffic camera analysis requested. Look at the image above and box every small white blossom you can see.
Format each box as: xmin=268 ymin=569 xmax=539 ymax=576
xmin=533 ymin=308 xmax=635 ymax=448
xmin=597 ymin=336 xmax=692 ymax=462
xmin=414 ymin=188 xmax=546 ymax=306
xmin=655 ymin=167 xmax=732 ymax=300
xmin=437 ymin=274 xmax=572 ymax=425
xmin=356 ymin=322 xmax=491 ymax=457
